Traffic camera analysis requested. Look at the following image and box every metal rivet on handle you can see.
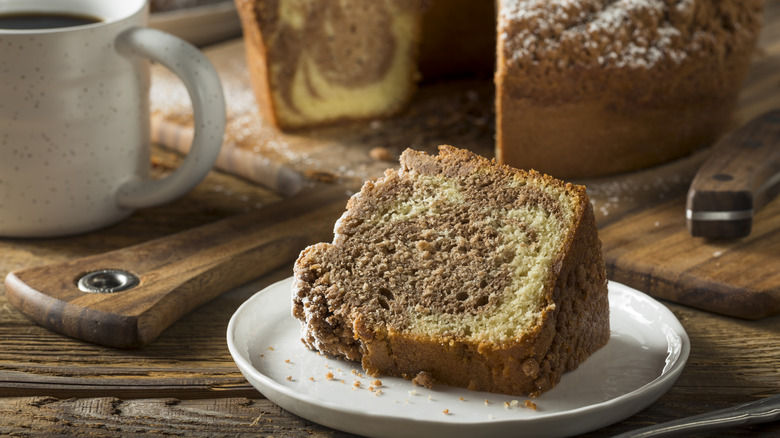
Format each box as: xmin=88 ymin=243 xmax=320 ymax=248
xmin=77 ymin=269 xmax=140 ymax=293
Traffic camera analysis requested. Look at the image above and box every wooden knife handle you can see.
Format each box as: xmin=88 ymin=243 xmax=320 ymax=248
xmin=151 ymin=118 xmax=304 ymax=197
xmin=4 ymin=185 xmax=349 ymax=349
xmin=686 ymin=110 xmax=780 ymax=238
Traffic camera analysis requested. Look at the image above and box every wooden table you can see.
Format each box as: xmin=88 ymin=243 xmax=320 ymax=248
xmin=4 ymin=166 xmax=779 ymax=438
xmin=3 ymin=7 xmax=780 ymax=438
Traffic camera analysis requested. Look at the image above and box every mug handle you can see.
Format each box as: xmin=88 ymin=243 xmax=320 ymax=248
xmin=114 ymin=27 xmax=225 ymax=209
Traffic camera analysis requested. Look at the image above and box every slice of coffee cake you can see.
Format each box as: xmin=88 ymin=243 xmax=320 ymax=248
xmin=292 ymin=145 xmax=609 ymax=396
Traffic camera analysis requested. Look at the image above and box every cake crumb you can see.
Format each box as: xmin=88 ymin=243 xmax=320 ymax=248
xmin=484 ymin=399 xmax=490 ymax=406
xmin=286 ymin=376 xmax=293 ymax=381
xmin=411 ymin=371 xmax=435 ymax=389
xmin=375 ymin=389 xmax=383 ymax=396
xmin=369 ymin=146 xmax=394 ymax=162
xmin=267 ymin=347 xmax=274 ymax=351
xmin=284 ymin=359 xmax=291 ymax=363
xmin=524 ymin=400 xmax=537 ymax=410
xmin=325 ymin=372 xmax=334 ymax=380
xmin=249 ymin=413 xmax=268 ymax=426
xmin=442 ymin=409 xmax=450 ymax=415
xmin=353 ymin=380 xmax=362 ymax=388
xmin=372 ymin=379 xmax=383 ymax=387
xmin=304 ymin=169 xmax=338 ymax=183
xmin=309 ymin=377 xmax=315 ymax=381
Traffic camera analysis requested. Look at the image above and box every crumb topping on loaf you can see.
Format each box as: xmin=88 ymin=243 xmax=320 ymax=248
xmin=499 ymin=0 xmax=763 ymax=70
xmin=494 ymin=0 xmax=762 ymax=177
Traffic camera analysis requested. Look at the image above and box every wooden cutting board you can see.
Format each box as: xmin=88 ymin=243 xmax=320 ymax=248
xmin=150 ymin=2 xmax=780 ymax=319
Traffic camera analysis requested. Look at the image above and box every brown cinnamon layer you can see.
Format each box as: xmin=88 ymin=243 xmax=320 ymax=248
xmin=237 ymin=0 xmax=427 ymax=128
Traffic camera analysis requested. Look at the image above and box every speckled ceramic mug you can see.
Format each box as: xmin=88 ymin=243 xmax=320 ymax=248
xmin=0 ymin=0 xmax=225 ymax=237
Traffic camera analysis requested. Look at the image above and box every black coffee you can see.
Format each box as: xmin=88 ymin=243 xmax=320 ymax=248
xmin=0 ymin=12 xmax=102 ymax=30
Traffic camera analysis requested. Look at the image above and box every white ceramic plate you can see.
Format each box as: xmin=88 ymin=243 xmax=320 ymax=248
xmin=150 ymin=1 xmax=241 ymax=47
xmin=227 ymin=278 xmax=689 ymax=438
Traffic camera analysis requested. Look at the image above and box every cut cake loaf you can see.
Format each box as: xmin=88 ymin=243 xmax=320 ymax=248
xmin=234 ymin=0 xmax=427 ymax=130
xmin=292 ymin=145 xmax=610 ymax=396
xmin=235 ymin=0 xmax=762 ymax=178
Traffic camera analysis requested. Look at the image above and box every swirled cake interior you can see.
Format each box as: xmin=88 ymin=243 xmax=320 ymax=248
xmin=236 ymin=0 xmax=424 ymax=129
xmin=292 ymin=145 xmax=610 ymax=396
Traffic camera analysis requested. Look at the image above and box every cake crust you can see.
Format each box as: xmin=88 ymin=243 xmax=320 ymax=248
xmin=495 ymin=0 xmax=763 ymax=177
xmin=292 ymin=145 xmax=610 ymax=396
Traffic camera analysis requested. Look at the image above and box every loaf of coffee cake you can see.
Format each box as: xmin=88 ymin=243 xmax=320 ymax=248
xmin=292 ymin=145 xmax=610 ymax=396
xmin=236 ymin=0 xmax=762 ymax=178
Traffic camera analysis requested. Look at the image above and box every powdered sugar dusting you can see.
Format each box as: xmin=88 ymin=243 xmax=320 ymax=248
xmin=585 ymin=171 xmax=689 ymax=219
xmin=499 ymin=0 xmax=714 ymax=69
xmin=151 ymin=56 xmax=260 ymax=121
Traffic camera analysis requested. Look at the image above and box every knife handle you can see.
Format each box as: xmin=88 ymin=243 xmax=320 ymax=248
xmin=686 ymin=110 xmax=780 ymax=238
xmin=4 ymin=185 xmax=349 ymax=349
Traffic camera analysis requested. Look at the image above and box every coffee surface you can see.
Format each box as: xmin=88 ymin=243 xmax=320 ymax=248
xmin=0 ymin=12 xmax=101 ymax=30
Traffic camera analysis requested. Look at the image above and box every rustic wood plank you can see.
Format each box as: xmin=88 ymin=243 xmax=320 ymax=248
xmin=0 ymin=271 xmax=285 ymax=399
xmin=0 ymin=397 xmax=355 ymax=437
xmin=600 ymin=195 xmax=780 ymax=318
xmin=1 ymin=389 xmax=779 ymax=437
xmin=5 ymin=185 xmax=349 ymax=349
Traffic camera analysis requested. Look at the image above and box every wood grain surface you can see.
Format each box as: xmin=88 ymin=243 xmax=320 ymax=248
xmin=5 ymin=185 xmax=349 ymax=348
xmin=150 ymin=2 xmax=780 ymax=319
xmin=1 ymin=2 xmax=779 ymax=437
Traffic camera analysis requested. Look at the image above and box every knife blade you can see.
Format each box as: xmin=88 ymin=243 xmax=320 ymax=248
xmin=4 ymin=184 xmax=350 ymax=349
xmin=686 ymin=110 xmax=780 ymax=238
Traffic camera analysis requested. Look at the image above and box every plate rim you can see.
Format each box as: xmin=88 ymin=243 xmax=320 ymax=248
xmin=227 ymin=277 xmax=690 ymax=435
